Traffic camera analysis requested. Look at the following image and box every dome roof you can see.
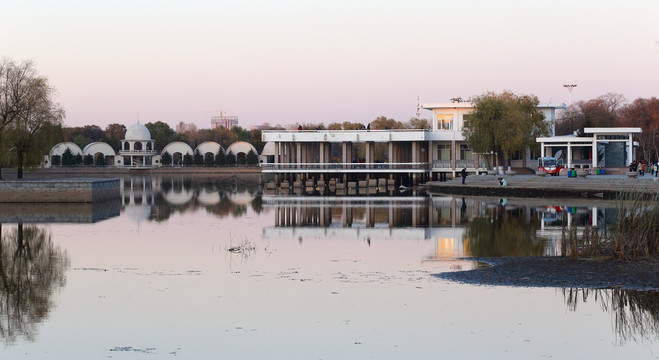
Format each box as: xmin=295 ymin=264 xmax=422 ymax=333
xmin=125 ymin=123 xmax=151 ymax=140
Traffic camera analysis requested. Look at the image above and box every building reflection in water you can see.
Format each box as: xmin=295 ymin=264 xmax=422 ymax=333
xmin=0 ymin=224 xmax=70 ymax=345
xmin=119 ymin=176 xmax=263 ymax=223
xmin=263 ymin=194 xmax=619 ymax=259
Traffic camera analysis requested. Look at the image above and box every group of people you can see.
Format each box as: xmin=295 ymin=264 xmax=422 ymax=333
xmin=630 ymin=161 xmax=659 ymax=177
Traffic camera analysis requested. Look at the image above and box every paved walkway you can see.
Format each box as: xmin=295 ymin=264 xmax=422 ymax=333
xmin=427 ymin=173 xmax=659 ymax=199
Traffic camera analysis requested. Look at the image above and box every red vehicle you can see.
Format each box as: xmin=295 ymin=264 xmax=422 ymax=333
xmin=537 ymin=157 xmax=564 ymax=176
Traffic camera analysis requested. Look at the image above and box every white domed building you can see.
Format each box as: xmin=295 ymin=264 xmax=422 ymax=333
xmin=120 ymin=123 xmax=159 ymax=168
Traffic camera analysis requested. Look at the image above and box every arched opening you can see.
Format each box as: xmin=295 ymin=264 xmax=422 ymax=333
xmin=146 ymin=142 xmax=152 ymax=150
xmin=134 ymin=142 xmax=143 ymax=151
xmin=94 ymin=152 xmax=105 ymax=166
xmin=236 ymin=152 xmax=247 ymax=164
xmin=123 ymin=142 xmax=130 ymax=151
xmin=173 ymin=152 xmax=183 ymax=166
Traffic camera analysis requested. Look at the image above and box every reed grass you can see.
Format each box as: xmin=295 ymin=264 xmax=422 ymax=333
xmin=561 ymin=190 xmax=659 ymax=260
xmin=563 ymin=288 xmax=659 ymax=343
xmin=612 ymin=190 xmax=659 ymax=260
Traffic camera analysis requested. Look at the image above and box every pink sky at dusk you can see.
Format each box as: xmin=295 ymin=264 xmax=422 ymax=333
xmin=3 ymin=0 xmax=658 ymax=130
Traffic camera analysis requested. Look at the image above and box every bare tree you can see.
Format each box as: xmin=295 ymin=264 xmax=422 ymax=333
xmin=0 ymin=59 xmax=63 ymax=179
xmin=3 ymin=60 xmax=64 ymax=178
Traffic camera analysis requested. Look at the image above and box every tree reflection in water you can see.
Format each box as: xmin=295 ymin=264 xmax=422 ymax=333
xmin=564 ymin=288 xmax=659 ymax=343
xmin=465 ymin=204 xmax=545 ymax=257
xmin=0 ymin=224 xmax=70 ymax=345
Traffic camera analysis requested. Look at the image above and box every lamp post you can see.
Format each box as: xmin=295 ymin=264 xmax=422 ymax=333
xmin=563 ymin=84 xmax=577 ymax=106
xmin=7 ymin=147 xmax=15 ymax=168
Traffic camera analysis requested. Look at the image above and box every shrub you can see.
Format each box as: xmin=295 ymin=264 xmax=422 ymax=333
xmin=161 ymin=151 xmax=172 ymax=166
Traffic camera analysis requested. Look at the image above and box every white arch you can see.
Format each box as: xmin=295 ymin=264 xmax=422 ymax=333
xmin=197 ymin=188 xmax=221 ymax=206
xmin=163 ymin=188 xmax=194 ymax=205
xmin=261 ymin=142 xmax=275 ymax=156
xmin=226 ymin=141 xmax=258 ymax=157
xmin=83 ymin=142 xmax=116 ymax=157
xmin=50 ymin=142 xmax=83 ymax=157
xmin=229 ymin=191 xmax=256 ymax=206
xmin=195 ymin=141 xmax=224 ymax=156
xmin=161 ymin=141 xmax=193 ymax=156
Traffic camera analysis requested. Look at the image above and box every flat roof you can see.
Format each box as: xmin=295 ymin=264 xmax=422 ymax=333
xmin=584 ymin=127 xmax=642 ymax=134
xmin=422 ymin=102 xmax=566 ymax=110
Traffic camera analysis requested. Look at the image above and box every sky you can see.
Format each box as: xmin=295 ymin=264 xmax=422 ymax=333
xmin=2 ymin=0 xmax=658 ymax=130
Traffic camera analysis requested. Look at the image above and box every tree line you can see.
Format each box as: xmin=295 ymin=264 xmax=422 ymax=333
xmin=463 ymin=91 xmax=659 ymax=167
xmin=555 ymin=93 xmax=659 ymax=162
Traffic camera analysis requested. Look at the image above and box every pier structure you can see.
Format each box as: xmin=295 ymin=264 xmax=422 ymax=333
xmin=262 ymin=101 xmax=566 ymax=188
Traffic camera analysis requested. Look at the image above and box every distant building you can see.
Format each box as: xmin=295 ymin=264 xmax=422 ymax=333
xmin=211 ymin=113 xmax=238 ymax=129
xmin=176 ymin=122 xmax=197 ymax=133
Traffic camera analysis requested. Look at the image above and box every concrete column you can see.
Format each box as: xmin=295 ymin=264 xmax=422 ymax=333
xmin=540 ymin=142 xmax=545 ymax=158
xmin=296 ymin=143 xmax=302 ymax=166
xmin=274 ymin=142 xmax=280 ymax=164
xmin=451 ymin=140 xmax=456 ymax=169
xmin=388 ymin=142 xmax=393 ymax=165
xmin=592 ymin=136 xmax=598 ymax=168
xmin=628 ymin=133 xmax=633 ymax=165
xmin=567 ymin=145 xmax=572 ymax=168
xmin=319 ymin=142 xmax=325 ymax=167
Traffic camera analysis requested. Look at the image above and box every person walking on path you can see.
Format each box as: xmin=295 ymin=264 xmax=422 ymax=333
xmin=461 ymin=168 xmax=467 ymax=184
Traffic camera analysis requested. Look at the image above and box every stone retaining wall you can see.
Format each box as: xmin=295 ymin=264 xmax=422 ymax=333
xmin=0 ymin=178 xmax=120 ymax=203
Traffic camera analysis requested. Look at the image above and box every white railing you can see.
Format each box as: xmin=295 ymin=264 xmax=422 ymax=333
xmin=261 ymin=162 xmax=430 ymax=172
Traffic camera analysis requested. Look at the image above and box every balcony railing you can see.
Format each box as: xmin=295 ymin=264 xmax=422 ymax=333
xmin=261 ymin=162 xmax=430 ymax=172
xmin=119 ymin=150 xmax=158 ymax=155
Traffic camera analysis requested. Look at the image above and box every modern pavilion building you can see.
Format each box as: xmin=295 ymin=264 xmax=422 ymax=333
xmin=261 ymin=100 xmax=566 ymax=186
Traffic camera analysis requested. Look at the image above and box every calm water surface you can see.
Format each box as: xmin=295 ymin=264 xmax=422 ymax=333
xmin=0 ymin=176 xmax=657 ymax=359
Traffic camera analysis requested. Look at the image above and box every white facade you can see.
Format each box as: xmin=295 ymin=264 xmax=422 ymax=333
xmin=536 ymin=127 xmax=642 ymax=169
xmin=119 ymin=123 xmax=158 ymax=168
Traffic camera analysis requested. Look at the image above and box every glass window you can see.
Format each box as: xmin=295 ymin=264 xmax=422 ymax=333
xmin=510 ymin=150 xmax=523 ymax=160
xmin=460 ymin=145 xmax=473 ymax=161
xmin=437 ymin=144 xmax=452 ymax=161
xmin=437 ymin=114 xmax=453 ymax=130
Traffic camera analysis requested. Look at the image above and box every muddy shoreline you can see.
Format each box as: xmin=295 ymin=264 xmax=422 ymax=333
xmin=435 ymin=256 xmax=659 ymax=291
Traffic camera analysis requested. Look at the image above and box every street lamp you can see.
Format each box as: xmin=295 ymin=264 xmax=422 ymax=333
xmin=563 ymin=84 xmax=577 ymax=106
xmin=7 ymin=147 xmax=15 ymax=168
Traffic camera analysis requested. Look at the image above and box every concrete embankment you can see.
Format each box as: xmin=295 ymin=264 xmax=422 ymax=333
xmin=427 ymin=174 xmax=659 ymax=199
xmin=0 ymin=178 xmax=120 ymax=203
xmin=4 ymin=166 xmax=262 ymax=178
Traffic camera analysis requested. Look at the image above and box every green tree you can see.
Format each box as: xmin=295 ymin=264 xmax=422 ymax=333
xmin=406 ymin=117 xmax=431 ymax=129
xmin=50 ymin=155 xmax=60 ymax=166
xmin=193 ymin=149 xmax=204 ymax=166
xmin=204 ymin=152 xmax=215 ymax=167
xmin=61 ymin=148 xmax=74 ymax=166
xmin=246 ymin=149 xmax=259 ymax=166
xmin=370 ymin=116 xmax=403 ymax=130
xmin=231 ymin=126 xmax=251 ymax=143
xmin=462 ymin=91 xmax=549 ymax=167
xmin=161 ymin=151 xmax=172 ymax=166
xmin=145 ymin=121 xmax=178 ymax=151
xmin=74 ymin=153 xmax=83 ymax=165
xmin=83 ymin=154 xmax=93 ymax=165
xmin=225 ymin=151 xmax=236 ymax=166
xmin=182 ymin=153 xmax=193 ymax=166
xmin=215 ymin=147 xmax=225 ymax=166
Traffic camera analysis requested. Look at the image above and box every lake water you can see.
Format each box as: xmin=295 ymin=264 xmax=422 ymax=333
xmin=1 ymin=176 xmax=657 ymax=359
